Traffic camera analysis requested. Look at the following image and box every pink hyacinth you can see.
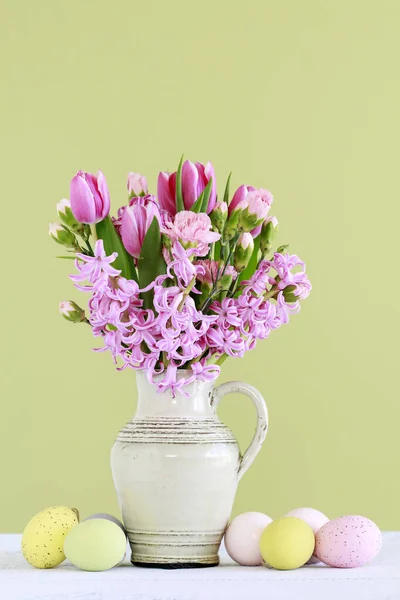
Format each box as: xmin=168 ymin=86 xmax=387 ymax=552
xmin=167 ymin=242 xmax=205 ymax=289
xmin=271 ymin=253 xmax=312 ymax=301
xmin=70 ymin=239 xmax=120 ymax=290
xmin=163 ymin=211 xmax=220 ymax=257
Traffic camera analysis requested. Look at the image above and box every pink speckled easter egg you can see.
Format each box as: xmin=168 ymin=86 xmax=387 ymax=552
xmin=284 ymin=507 xmax=329 ymax=564
xmin=315 ymin=515 xmax=382 ymax=568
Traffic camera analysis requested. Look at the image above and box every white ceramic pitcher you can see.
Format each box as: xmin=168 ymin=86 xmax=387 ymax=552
xmin=111 ymin=370 xmax=268 ymax=568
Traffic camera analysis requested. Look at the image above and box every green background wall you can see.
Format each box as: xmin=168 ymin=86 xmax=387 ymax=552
xmin=1 ymin=0 xmax=399 ymax=532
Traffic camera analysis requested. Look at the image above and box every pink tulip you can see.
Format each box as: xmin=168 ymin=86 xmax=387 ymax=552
xmin=157 ymin=160 xmax=216 ymax=215
xmin=70 ymin=170 xmax=110 ymax=224
xmin=120 ymin=196 xmax=161 ymax=259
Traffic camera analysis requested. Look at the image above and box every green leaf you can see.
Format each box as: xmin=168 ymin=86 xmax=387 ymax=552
xmin=56 ymin=255 xmax=76 ymax=259
xmin=223 ymin=172 xmax=232 ymax=204
xmin=201 ymin=178 xmax=213 ymax=212
xmin=191 ymin=191 xmax=204 ymax=213
xmin=175 ymin=154 xmax=185 ymax=213
xmin=237 ymin=235 xmax=260 ymax=288
xmin=96 ymin=216 xmax=138 ymax=282
xmin=138 ymin=217 xmax=166 ymax=309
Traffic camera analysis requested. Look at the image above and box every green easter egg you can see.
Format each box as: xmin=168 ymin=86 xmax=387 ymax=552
xmin=64 ymin=518 xmax=126 ymax=571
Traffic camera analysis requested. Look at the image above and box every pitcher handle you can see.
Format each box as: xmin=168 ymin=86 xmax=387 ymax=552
xmin=211 ymin=381 xmax=268 ymax=481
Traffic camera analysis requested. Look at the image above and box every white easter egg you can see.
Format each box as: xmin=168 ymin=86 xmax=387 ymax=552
xmin=284 ymin=507 xmax=329 ymax=564
xmin=225 ymin=512 xmax=272 ymax=566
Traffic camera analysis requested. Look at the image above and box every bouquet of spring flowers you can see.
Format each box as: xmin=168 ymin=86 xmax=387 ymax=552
xmin=50 ymin=157 xmax=311 ymax=394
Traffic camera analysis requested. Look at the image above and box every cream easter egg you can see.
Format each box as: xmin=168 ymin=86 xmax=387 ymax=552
xmin=64 ymin=518 xmax=126 ymax=571
xmin=284 ymin=507 xmax=329 ymax=563
xmin=315 ymin=515 xmax=382 ymax=568
xmin=260 ymin=517 xmax=315 ymax=570
xmin=225 ymin=512 xmax=272 ymax=566
xmin=22 ymin=506 xmax=79 ymax=568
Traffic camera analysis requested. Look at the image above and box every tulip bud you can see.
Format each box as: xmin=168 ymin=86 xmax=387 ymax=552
xmin=59 ymin=300 xmax=86 ymax=323
xmin=282 ymin=285 xmax=298 ymax=303
xmin=260 ymin=216 xmax=279 ymax=256
xmin=234 ymin=233 xmax=254 ymax=272
xmin=210 ymin=201 xmax=228 ymax=234
xmin=70 ymin=170 xmax=110 ymax=224
xmin=49 ymin=223 xmax=77 ymax=250
xmin=127 ymin=172 xmax=148 ymax=198
xmin=120 ymin=196 xmax=161 ymax=259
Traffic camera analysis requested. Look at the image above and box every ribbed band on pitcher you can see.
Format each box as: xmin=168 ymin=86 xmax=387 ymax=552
xmin=127 ymin=529 xmax=223 ymax=564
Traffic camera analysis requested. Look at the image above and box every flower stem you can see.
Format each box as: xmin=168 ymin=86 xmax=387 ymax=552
xmin=201 ymin=234 xmax=240 ymax=313
xmin=178 ymin=276 xmax=196 ymax=311
xmin=90 ymin=224 xmax=98 ymax=242
xmin=215 ymin=353 xmax=228 ymax=366
xmin=264 ymin=286 xmax=279 ymax=300
xmin=85 ymin=238 xmax=94 ymax=256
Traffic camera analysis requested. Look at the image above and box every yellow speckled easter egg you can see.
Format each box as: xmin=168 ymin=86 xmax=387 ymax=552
xmin=64 ymin=518 xmax=126 ymax=571
xmin=22 ymin=506 xmax=79 ymax=568
xmin=259 ymin=517 xmax=315 ymax=570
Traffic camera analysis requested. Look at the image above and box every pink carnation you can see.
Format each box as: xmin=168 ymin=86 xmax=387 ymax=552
xmin=163 ymin=211 xmax=220 ymax=257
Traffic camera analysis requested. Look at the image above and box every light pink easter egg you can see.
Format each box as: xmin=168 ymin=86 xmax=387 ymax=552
xmin=284 ymin=507 xmax=329 ymax=564
xmin=225 ymin=512 xmax=273 ymax=566
xmin=315 ymin=515 xmax=382 ymax=568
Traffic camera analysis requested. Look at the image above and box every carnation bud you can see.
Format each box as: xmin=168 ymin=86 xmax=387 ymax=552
xmin=234 ymin=233 xmax=254 ymax=272
xmin=238 ymin=208 xmax=263 ymax=233
xmin=57 ymin=198 xmax=79 ymax=228
xmin=216 ymin=273 xmax=234 ymax=291
xmin=49 ymin=223 xmax=77 ymax=250
xmin=210 ymin=201 xmax=228 ymax=234
xmin=59 ymin=300 xmax=86 ymax=323
xmin=198 ymin=280 xmax=213 ymax=306
xmin=260 ymin=216 xmax=279 ymax=256
xmin=127 ymin=172 xmax=148 ymax=198
xmin=282 ymin=285 xmax=298 ymax=303
xmin=235 ymin=189 xmax=272 ymax=233
xmin=162 ymin=233 xmax=172 ymax=251
xmin=277 ymin=244 xmax=290 ymax=254
xmin=224 ymin=206 xmax=242 ymax=241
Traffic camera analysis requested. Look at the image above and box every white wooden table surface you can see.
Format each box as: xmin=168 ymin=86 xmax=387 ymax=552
xmin=1 ymin=533 xmax=400 ymax=600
